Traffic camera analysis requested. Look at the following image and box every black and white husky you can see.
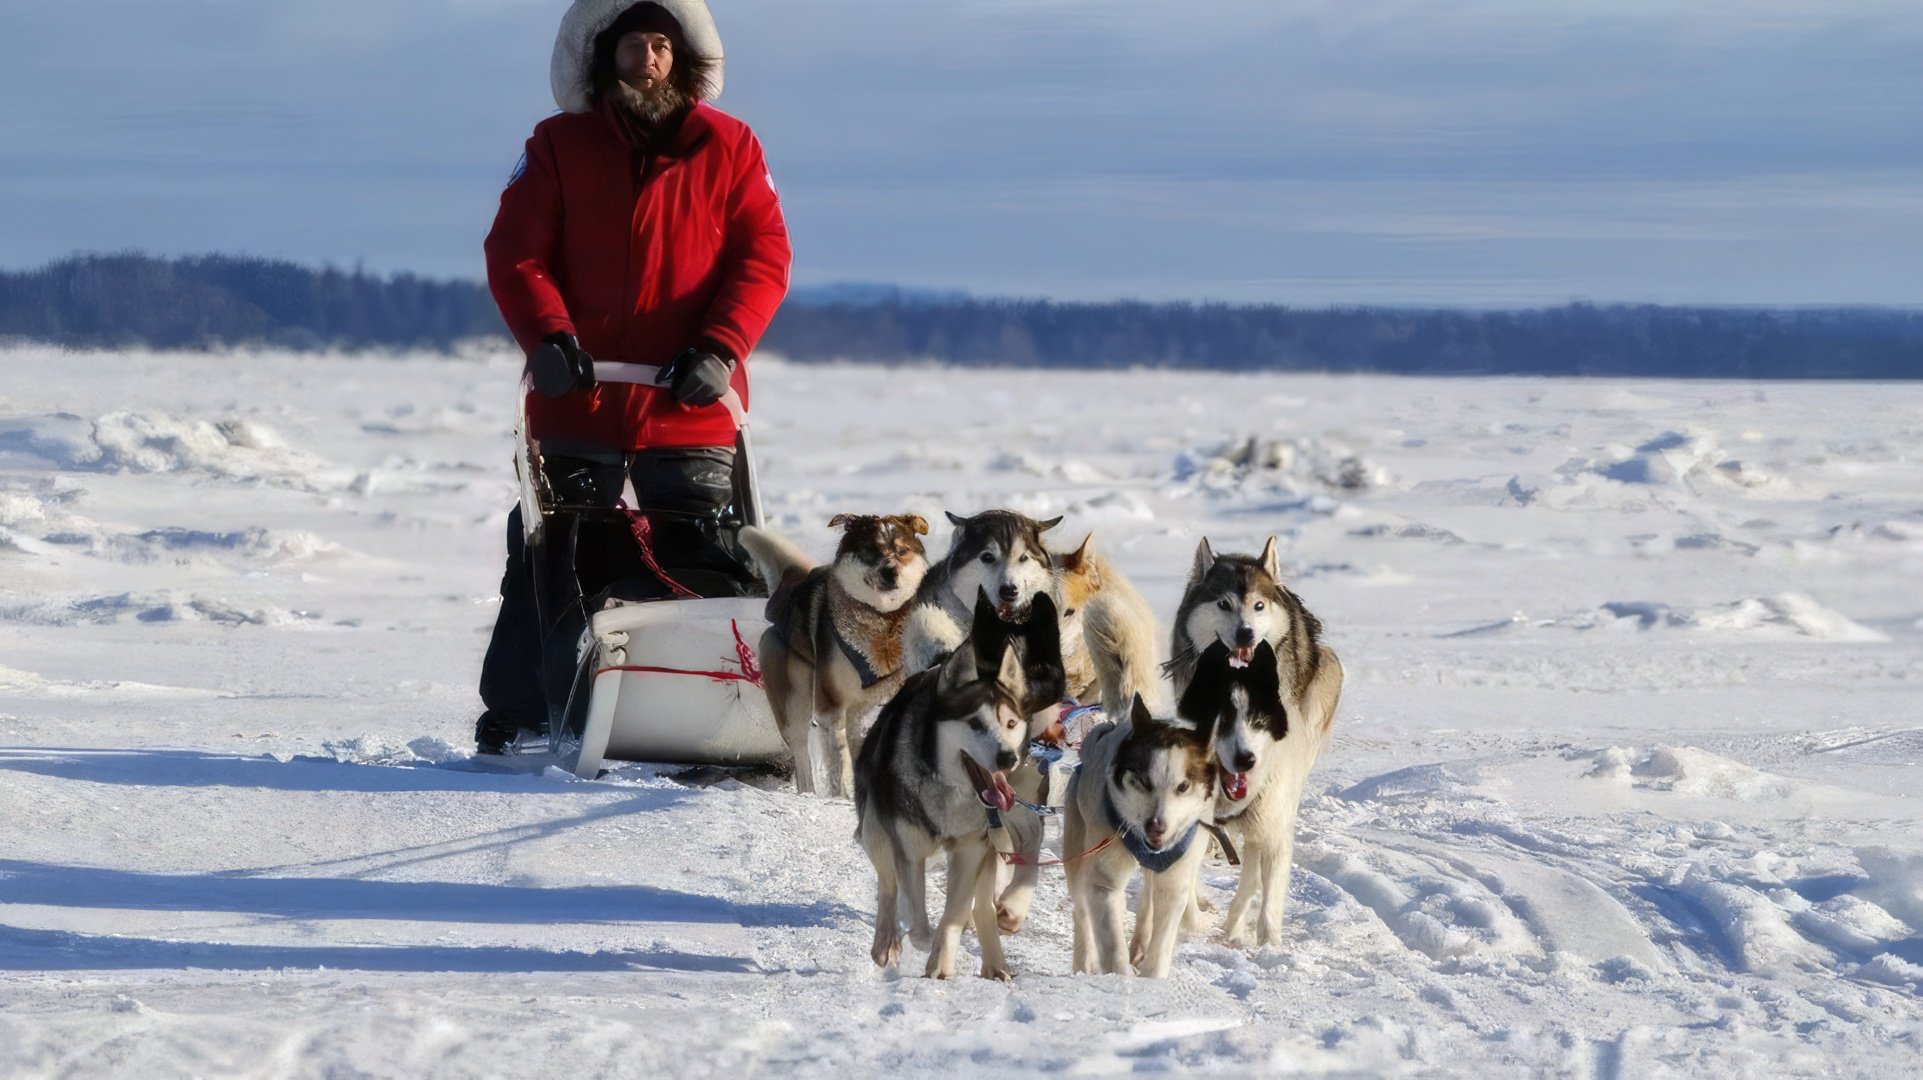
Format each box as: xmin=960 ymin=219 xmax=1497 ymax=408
xmin=901 ymin=510 xmax=1063 ymax=674
xmin=1062 ymin=694 xmax=1218 ymax=978
xmin=853 ymin=592 xmax=1040 ymax=980
xmin=1168 ymin=537 xmax=1343 ymax=947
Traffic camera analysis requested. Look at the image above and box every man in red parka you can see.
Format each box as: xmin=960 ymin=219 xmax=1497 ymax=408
xmin=476 ymin=0 xmax=790 ymax=752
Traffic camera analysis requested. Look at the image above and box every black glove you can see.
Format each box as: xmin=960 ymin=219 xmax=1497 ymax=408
xmin=656 ymin=344 xmax=735 ymax=408
xmin=529 ymin=332 xmax=595 ymax=397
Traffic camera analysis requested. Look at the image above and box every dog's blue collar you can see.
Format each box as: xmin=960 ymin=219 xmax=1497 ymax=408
xmin=1100 ymin=780 xmax=1200 ymax=874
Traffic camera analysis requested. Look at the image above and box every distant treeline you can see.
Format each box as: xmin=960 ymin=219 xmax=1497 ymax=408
xmin=0 ymin=253 xmax=501 ymax=352
xmin=3 ymin=252 xmax=1920 ymax=378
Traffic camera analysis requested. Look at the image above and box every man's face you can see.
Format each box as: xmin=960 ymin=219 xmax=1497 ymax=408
xmin=615 ymin=31 xmax=673 ymax=88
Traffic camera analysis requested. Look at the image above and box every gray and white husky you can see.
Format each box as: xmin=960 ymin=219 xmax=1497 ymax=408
xmin=1168 ymin=537 xmax=1343 ymax=947
xmin=1063 ymin=694 xmax=1219 ymax=978
xmin=901 ymin=510 xmax=1062 ymax=674
xmin=854 ymin=592 xmax=1036 ymax=980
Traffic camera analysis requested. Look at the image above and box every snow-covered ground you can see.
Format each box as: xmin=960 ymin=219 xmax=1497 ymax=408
xmin=2 ymin=346 xmax=1920 ymax=1077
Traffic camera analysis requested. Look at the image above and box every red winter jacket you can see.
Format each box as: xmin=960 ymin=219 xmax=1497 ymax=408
xmin=485 ymin=98 xmax=791 ymax=451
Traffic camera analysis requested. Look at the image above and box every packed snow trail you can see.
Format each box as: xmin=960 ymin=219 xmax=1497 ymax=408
xmin=1 ymin=348 xmax=1920 ymax=1076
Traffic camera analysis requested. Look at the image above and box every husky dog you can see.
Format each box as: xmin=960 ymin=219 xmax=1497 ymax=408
xmin=1056 ymin=532 xmax=1164 ymax=717
xmin=901 ymin=510 xmax=1062 ymax=674
xmin=740 ymin=514 xmax=930 ymax=797
xmin=854 ymin=593 xmax=1035 ymax=980
xmin=1064 ymin=694 xmax=1219 ymax=978
xmin=989 ymin=532 xmax=1164 ymax=936
xmin=1168 ymin=537 xmax=1343 ymax=947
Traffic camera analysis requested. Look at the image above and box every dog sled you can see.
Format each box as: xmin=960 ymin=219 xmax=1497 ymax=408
xmin=499 ymin=369 xmax=786 ymax=779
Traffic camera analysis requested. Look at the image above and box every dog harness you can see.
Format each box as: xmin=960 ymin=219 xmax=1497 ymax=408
xmin=763 ymin=578 xmax=901 ymax=691
xmin=1100 ymin=781 xmax=1202 ymax=874
xmin=829 ymin=621 xmax=894 ymax=689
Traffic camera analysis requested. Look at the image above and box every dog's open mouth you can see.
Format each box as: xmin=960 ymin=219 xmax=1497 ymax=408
xmin=960 ymin=751 xmax=1016 ymax=812
xmin=1228 ymin=644 xmax=1255 ymax=669
xmin=1220 ymin=766 xmax=1250 ymax=801
xmin=996 ymin=599 xmax=1026 ymax=622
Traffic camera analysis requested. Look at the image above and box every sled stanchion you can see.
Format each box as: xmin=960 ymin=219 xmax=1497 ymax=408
xmin=567 ymin=661 xmax=621 ymax=779
xmin=737 ymin=428 xmax=764 ymax=528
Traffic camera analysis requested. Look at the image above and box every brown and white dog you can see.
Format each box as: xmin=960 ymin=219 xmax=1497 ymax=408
xmin=740 ymin=514 xmax=929 ymax=796
xmin=1056 ymin=532 xmax=1164 ymax=720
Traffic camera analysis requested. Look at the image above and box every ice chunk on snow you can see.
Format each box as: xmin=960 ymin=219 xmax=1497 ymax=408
xmin=1586 ymin=746 xmax=1795 ymax=800
xmin=1339 ymin=763 xmax=1488 ymax=803
xmin=1594 ymin=429 xmax=1779 ymax=492
xmin=1 ymin=410 xmax=349 ymax=491
xmin=1170 ymin=433 xmax=1386 ymax=499
xmin=1854 ymin=848 xmax=1923 ymax=930
xmin=1853 ymin=953 xmax=1923 ymax=990
xmin=320 ymin=734 xmax=465 ymax=767
xmin=1566 ymin=594 xmax=1884 ymax=641
xmin=1674 ymin=867 xmax=1829 ymax=974
xmin=1692 ymin=594 xmax=1886 ymax=641
xmin=1068 ymin=490 xmax=1153 ymax=521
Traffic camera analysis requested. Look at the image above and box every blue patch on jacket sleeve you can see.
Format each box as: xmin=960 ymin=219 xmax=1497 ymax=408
xmin=505 ymin=153 xmax=528 ymax=190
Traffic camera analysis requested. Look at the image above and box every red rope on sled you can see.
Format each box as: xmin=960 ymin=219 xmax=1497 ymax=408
xmin=730 ymin=618 xmax=764 ymax=687
xmin=591 ymin=620 xmax=765 ymax=689
xmin=623 ymin=511 xmax=701 ymax=601
xmin=595 ymin=664 xmax=762 ymax=684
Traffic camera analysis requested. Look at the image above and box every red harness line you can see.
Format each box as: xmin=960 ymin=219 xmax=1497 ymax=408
xmin=997 ymin=832 xmax=1116 ymax=867
xmin=623 ymin=511 xmax=701 ymax=601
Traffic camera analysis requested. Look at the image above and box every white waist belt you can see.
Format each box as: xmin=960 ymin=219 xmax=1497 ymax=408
xmin=592 ymin=361 xmax=747 ymax=429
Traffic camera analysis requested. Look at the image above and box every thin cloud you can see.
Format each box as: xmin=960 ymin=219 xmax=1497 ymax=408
xmin=1 ymin=1 xmax=1919 ymax=303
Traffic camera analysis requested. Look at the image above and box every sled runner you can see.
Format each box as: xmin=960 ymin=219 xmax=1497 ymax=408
xmin=503 ymin=371 xmax=786 ymax=779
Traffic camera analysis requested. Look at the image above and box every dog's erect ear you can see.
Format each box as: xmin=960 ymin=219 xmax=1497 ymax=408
xmin=1177 ymin=641 xmax=1233 ymax=728
xmin=1018 ymin=592 xmax=1065 ymax=707
xmin=1059 ymin=532 xmax=1090 ymax=572
xmin=1036 ymin=515 xmax=1064 ymax=533
xmin=1190 ymin=537 xmax=1215 ymax=584
xmin=944 ymin=510 xmax=969 ymax=528
xmin=1246 ymin=640 xmax=1288 ymax=735
xmin=900 ymin=514 xmax=929 ymax=536
xmin=1260 ymin=536 xmax=1282 ymax=581
xmin=938 ymin=637 xmax=975 ymax=689
xmin=1024 ymin=593 xmax=1059 ymax=652
xmin=1128 ymin=693 xmax=1153 ymax=729
xmin=994 ymin=641 xmax=1025 ymax=699
xmin=970 ymin=586 xmax=1010 ymax=673
xmin=828 ymin=513 xmax=853 ymax=529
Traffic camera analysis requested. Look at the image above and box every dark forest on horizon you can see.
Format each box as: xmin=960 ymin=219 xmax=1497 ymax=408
xmin=3 ymin=252 xmax=1919 ymax=378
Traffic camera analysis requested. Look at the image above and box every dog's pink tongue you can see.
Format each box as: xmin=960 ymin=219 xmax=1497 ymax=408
xmin=965 ymin=752 xmax=1018 ymax=811
xmin=990 ymin=772 xmax=1016 ymax=812
xmin=1230 ymin=645 xmax=1254 ymax=669
xmin=1223 ymin=769 xmax=1249 ymax=801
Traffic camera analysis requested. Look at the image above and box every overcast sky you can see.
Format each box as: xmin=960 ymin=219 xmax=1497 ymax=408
xmin=4 ymin=0 xmax=1921 ymax=305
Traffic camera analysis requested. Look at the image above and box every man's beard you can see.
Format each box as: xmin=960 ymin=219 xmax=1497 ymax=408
xmin=612 ymin=75 xmax=688 ymax=126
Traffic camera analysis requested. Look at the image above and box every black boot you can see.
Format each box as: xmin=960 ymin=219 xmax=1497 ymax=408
xmin=475 ymin=504 xmax=548 ymax=752
xmin=473 ymin=710 xmax=525 ymax=755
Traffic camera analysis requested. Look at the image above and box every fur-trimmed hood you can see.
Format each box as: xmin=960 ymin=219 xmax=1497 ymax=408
xmin=551 ymin=0 xmax=725 ymax=113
